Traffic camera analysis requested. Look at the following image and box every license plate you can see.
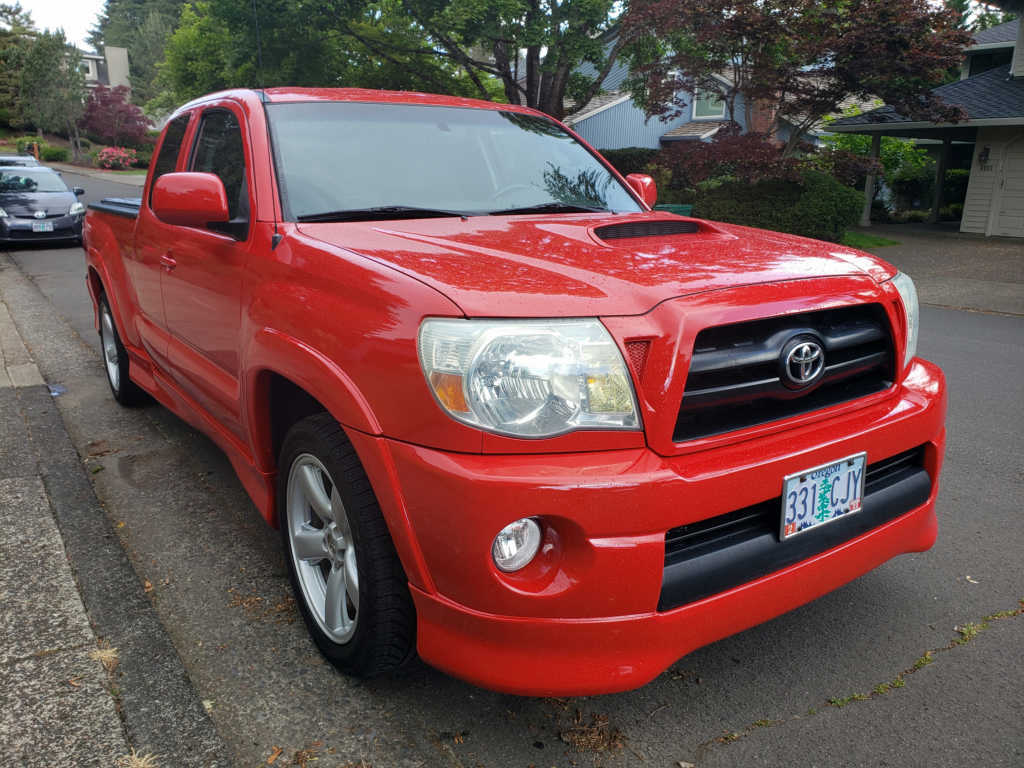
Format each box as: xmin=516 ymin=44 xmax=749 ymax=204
xmin=31 ymin=221 xmax=54 ymax=232
xmin=781 ymin=452 xmax=866 ymax=540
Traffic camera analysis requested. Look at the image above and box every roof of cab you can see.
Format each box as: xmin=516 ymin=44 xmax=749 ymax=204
xmin=174 ymin=87 xmax=543 ymax=118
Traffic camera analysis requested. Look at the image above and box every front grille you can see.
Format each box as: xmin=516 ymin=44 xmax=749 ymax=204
xmin=675 ymin=304 xmax=894 ymax=441
xmin=658 ymin=445 xmax=929 ymax=611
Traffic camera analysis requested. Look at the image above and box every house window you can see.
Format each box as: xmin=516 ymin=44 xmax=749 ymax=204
xmin=693 ymin=88 xmax=726 ymax=119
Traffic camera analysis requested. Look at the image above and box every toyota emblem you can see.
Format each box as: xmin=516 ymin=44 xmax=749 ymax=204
xmin=34 ymin=210 xmax=47 ymax=219
xmin=780 ymin=336 xmax=825 ymax=389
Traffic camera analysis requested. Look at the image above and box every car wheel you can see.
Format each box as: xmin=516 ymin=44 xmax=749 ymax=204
xmin=279 ymin=413 xmax=416 ymax=676
xmin=98 ymin=294 xmax=147 ymax=406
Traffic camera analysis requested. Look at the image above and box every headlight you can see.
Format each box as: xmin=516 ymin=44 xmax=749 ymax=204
xmin=69 ymin=202 xmax=85 ymax=216
xmin=417 ymin=318 xmax=640 ymax=438
xmin=0 ymin=207 xmax=7 ymax=218
xmin=889 ymin=272 xmax=918 ymax=371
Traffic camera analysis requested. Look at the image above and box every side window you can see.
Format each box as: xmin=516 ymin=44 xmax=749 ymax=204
xmin=148 ymin=114 xmax=190 ymax=206
xmin=190 ymin=109 xmax=249 ymax=238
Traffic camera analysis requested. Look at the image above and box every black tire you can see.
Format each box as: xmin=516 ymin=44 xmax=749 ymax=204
xmin=97 ymin=293 xmax=147 ymax=406
xmin=278 ymin=413 xmax=416 ymax=676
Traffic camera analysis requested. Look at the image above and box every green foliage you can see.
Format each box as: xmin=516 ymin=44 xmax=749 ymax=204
xmin=19 ymin=29 xmax=87 ymax=145
xmin=403 ymin=0 xmax=625 ymax=117
xmin=943 ymin=168 xmax=970 ymax=204
xmin=821 ymin=117 xmax=931 ymax=183
xmin=15 ymin=134 xmax=45 ymax=154
xmin=0 ymin=2 xmax=35 ymax=128
xmin=149 ymin=0 xmax=495 ymax=115
xmin=694 ymin=169 xmax=863 ymax=242
xmin=40 ymin=145 xmax=68 ymax=162
xmin=598 ymin=147 xmax=660 ymax=176
xmin=939 ymin=203 xmax=963 ymax=221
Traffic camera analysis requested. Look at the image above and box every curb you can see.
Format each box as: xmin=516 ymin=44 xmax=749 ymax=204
xmin=0 ymin=254 xmax=234 ymax=766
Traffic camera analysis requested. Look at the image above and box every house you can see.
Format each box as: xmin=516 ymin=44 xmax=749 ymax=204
xmin=827 ymin=14 xmax=1023 ymax=238
xmin=77 ymin=46 xmax=130 ymax=91
xmin=564 ymin=55 xmax=778 ymax=150
xmin=563 ymin=41 xmax=855 ymax=150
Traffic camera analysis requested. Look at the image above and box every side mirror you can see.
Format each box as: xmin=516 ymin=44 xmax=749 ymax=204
xmin=625 ymin=173 xmax=657 ymax=208
xmin=73 ymin=187 xmax=85 ymax=196
xmin=152 ymin=172 xmax=229 ymax=228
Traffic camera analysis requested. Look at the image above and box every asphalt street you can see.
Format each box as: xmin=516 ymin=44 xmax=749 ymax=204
xmin=2 ymin=169 xmax=1021 ymax=767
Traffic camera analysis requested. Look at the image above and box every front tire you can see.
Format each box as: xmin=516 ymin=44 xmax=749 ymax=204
xmin=98 ymin=294 xmax=147 ymax=406
xmin=279 ymin=413 xmax=415 ymax=676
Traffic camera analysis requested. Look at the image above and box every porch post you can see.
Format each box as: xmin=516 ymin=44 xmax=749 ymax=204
xmin=860 ymin=134 xmax=881 ymax=228
xmin=928 ymin=137 xmax=951 ymax=224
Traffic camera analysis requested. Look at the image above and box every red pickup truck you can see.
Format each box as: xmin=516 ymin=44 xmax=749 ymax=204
xmin=83 ymin=87 xmax=946 ymax=696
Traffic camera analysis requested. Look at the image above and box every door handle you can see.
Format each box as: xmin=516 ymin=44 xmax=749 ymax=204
xmin=159 ymin=252 xmax=177 ymax=271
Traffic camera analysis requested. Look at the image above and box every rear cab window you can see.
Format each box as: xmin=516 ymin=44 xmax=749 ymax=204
xmin=188 ymin=108 xmax=250 ymax=239
xmin=148 ymin=113 xmax=191 ymax=207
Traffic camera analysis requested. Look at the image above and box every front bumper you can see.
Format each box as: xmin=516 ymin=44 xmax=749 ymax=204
xmin=0 ymin=214 xmax=83 ymax=243
xmin=360 ymin=358 xmax=946 ymax=695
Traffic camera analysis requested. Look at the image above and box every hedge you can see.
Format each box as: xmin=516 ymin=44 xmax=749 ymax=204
xmin=15 ymin=136 xmax=46 ymax=155
xmin=598 ymin=147 xmax=660 ymax=176
xmin=694 ymin=170 xmax=863 ymax=242
xmin=40 ymin=146 xmax=69 ymax=162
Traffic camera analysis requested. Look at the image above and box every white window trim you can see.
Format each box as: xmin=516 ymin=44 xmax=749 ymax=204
xmin=692 ymin=86 xmax=726 ymax=120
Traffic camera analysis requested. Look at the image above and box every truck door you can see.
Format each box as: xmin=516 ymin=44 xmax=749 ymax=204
xmin=128 ymin=112 xmax=193 ymax=370
xmin=160 ymin=103 xmax=252 ymax=441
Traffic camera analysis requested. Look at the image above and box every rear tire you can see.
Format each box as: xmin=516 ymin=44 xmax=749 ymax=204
xmin=98 ymin=294 xmax=147 ymax=406
xmin=279 ymin=413 xmax=416 ymax=676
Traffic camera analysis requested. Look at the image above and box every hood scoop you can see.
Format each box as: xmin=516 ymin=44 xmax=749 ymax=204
xmin=594 ymin=219 xmax=700 ymax=243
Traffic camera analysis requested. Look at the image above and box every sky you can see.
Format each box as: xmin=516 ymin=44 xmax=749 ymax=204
xmin=20 ymin=0 xmax=106 ymax=51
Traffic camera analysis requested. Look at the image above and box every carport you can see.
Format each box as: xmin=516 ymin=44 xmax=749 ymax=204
xmin=828 ymin=3 xmax=1024 ymax=238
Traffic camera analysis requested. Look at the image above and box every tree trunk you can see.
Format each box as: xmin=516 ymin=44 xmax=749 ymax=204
xmin=927 ymin=138 xmax=951 ymax=224
xmin=860 ymin=134 xmax=882 ymax=228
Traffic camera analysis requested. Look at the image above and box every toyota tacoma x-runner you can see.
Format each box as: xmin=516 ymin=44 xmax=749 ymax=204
xmin=82 ymin=88 xmax=946 ymax=696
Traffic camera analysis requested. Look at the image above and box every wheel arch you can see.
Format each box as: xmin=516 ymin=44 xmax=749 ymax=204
xmin=246 ymin=342 xmax=433 ymax=592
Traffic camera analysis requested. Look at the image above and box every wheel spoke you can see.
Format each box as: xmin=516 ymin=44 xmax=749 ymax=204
xmin=324 ymin=564 xmax=346 ymax=631
xmin=298 ymin=464 xmax=333 ymax=523
xmin=292 ymin=525 xmax=326 ymax=562
xmin=344 ymin=547 xmax=359 ymax=611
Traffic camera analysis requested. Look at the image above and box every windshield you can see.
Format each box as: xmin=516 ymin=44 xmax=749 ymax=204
xmin=0 ymin=170 xmax=69 ymax=193
xmin=266 ymin=102 xmax=643 ymax=219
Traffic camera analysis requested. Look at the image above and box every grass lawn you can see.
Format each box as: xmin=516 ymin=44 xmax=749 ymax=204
xmin=841 ymin=231 xmax=901 ymax=250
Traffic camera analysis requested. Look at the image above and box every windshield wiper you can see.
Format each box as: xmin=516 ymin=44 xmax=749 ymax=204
xmin=296 ymin=205 xmax=478 ymax=223
xmin=488 ymin=202 xmax=610 ymax=215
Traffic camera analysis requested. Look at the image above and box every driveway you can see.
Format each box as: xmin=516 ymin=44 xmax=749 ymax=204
xmin=856 ymin=223 xmax=1024 ymax=316
xmin=2 ymin=181 xmax=1022 ymax=767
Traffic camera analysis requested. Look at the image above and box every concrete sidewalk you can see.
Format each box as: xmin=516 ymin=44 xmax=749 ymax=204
xmin=0 ymin=256 xmax=232 ymax=767
xmin=0 ymin=300 xmax=132 ymax=765
xmin=50 ymin=162 xmax=146 ymax=188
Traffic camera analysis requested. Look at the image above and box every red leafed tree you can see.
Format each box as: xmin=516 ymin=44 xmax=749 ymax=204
xmin=624 ymin=0 xmax=972 ymax=156
xmin=78 ymin=84 xmax=149 ymax=146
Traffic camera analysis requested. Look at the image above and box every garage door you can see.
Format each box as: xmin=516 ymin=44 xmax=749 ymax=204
xmin=994 ymin=134 xmax=1024 ymax=237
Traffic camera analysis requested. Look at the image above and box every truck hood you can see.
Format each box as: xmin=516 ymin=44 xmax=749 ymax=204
xmin=297 ymin=213 xmax=896 ymax=317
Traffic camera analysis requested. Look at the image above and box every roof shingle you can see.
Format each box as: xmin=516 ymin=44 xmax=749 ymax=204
xmin=829 ymin=64 xmax=1024 ymax=127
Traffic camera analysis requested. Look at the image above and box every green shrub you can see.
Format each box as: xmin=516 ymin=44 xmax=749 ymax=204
xmin=77 ymin=137 xmax=91 ymax=149
xmin=15 ymin=136 xmax=47 ymax=155
xmin=40 ymin=146 xmax=69 ymax=162
xmin=132 ymin=148 xmax=153 ymax=168
xmin=694 ymin=169 xmax=862 ymax=242
xmin=599 ymin=147 xmax=660 ymax=176
xmin=939 ymin=203 xmax=963 ymax=221
xmin=890 ymin=210 xmax=930 ymax=223
xmin=942 ymin=169 xmax=970 ymax=204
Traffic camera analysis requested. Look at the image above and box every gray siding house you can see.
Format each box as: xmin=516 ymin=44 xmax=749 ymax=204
xmin=828 ymin=16 xmax=1024 ymax=238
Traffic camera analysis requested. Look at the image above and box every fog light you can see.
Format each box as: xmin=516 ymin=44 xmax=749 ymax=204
xmin=491 ymin=518 xmax=541 ymax=572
